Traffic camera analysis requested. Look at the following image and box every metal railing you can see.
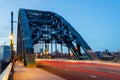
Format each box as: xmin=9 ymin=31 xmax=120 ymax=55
xmin=0 ymin=63 xmax=13 ymax=80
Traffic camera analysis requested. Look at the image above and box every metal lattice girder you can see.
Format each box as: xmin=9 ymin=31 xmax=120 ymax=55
xmin=17 ymin=8 xmax=98 ymax=60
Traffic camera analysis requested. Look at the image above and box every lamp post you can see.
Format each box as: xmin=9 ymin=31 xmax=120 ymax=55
xmin=9 ymin=11 xmax=15 ymax=79
xmin=10 ymin=11 xmax=14 ymax=62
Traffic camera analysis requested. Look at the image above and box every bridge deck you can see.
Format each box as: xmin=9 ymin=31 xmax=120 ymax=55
xmin=13 ymin=61 xmax=65 ymax=80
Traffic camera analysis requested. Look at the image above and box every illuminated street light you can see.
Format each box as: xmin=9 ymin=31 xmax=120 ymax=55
xmin=9 ymin=34 xmax=14 ymax=40
xmin=40 ymin=53 xmax=43 ymax=56
xmin=10 ymin=34 xmax=14 ymax=50
xmin=45 ymin=50 xmax=49 ymax=55
xmin=10 ymin=11 xmax=17 ymax=62
xmin=10 ymin=11 xmax=15 ymax=62
xmin=48 ymin=55 xmax=51 ymax=59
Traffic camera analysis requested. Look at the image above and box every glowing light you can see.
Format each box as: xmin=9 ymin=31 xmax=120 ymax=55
xmin=9 ymin=34 xmax=14 ymax=40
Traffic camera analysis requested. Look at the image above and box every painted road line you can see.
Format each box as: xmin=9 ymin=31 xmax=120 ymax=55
xmin=80 ymin=67 xmax=99 ymax=71
xmin=89 ymin=75 xmax=98 ymax=78
xmin=108 ymin=71 xmax=120 ymax=75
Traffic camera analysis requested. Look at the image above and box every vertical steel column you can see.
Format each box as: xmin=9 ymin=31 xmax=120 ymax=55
xmin=68 ymin=47 xmax=70 ymax=60
xmin=76 ymin=43 xmax=82 ymax=56
xmin=61 ymin=43 xmax=63 ymax=59
xmin=45 ymin=42 xmax=49 ymax=59
xmin=39 ymin=42 xmax=42 ymax=58
xmin=37 ymin=43 xmax=39 ymax=53
xmin=55 ymin=41 xmax=57 ymax=59
xmin=51 ymin=41 xmax=53 ymax=54
xmin=50 ymin=26 xmax=53 ymax=59
xmin=47 ymin=43 xmax=49 ymax=59
xmin=45 ymin=43 xmax=46 ymax=59
xmin=51 ymin=42 xmax=53 ymax=59
xmin=23 ymin=40 xmax=26 ymax=66
xmin=42 ymin=42 xmax=44 ymax=59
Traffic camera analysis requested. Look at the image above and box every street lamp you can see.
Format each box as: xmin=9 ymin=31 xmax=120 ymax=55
xmin=9 ymin=34 xmax=13 ymax=40
xmin=10 ymin=11 xmax=15 ymax=62
xmin=10 ymin=34 xmax=14 ymax=61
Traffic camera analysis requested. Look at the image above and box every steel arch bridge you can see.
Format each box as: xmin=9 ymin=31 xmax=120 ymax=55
xmin=17 ymin=9 xmax=98 ymax=67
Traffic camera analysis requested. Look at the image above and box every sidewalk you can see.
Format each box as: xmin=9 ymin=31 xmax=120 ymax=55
xmin=13 ymin=62 xmax=66 ymax=80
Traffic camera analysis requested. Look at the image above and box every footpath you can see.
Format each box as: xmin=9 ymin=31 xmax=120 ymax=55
xmin=13 ymin=62 xmax=66 ymax=80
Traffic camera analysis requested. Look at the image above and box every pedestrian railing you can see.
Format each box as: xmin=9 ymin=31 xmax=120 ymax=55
xmin=0 ymin=63 xmax=13 ymax=80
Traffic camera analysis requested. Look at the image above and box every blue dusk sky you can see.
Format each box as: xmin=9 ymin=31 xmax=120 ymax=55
xmin=0 ymin=0 xmax=120 ymax=52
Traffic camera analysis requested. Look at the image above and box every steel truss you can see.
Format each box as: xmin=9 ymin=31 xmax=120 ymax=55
xmin=17 ymin=9 xmax=98 ymax=60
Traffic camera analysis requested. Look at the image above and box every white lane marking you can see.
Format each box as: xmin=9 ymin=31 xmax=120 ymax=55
xmin=81 ymin=67 xmax=99 ymax=71
xmin=89 ymin=75 xmax=98 ymax=78
xmin=108 ymin=71 xmax=120 ymax=75
xmin=85 ymin=66 xmax=97 ymax=68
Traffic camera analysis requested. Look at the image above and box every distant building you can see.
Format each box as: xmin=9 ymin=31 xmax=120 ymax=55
xmin=0 ymin=45 xmax=11 ymax=61
xmin=95 ymin=51 xmax=103 ymax=58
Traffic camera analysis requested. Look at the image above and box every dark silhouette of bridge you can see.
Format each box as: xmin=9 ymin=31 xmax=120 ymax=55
xmin=17 ymin=8 xmax=98 ymax=67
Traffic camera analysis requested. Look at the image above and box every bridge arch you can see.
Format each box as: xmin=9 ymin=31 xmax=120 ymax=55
xmin=17 ymin=9 xmax=98 ymax=67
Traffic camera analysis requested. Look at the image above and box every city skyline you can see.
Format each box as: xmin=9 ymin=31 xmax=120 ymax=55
xmin=0 ymin=0 xmax=120 ymax=52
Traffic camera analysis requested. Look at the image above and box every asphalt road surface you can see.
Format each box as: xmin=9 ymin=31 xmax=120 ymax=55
xmin=36 ymin=60 xmax=120 ymax=80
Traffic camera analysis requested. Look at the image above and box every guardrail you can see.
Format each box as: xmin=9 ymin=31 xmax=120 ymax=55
xmin=0 ymin=63 xmax=13 ymax=80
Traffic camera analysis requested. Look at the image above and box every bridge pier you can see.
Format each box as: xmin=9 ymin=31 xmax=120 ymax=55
xmin=23 ymin=48 xmax=36 ymax=68
xmin=25 ymin=54 xmax=36 ymax=68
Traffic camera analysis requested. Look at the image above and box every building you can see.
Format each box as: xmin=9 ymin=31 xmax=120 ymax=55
xmin=0 ymin=45 xmax=11 ymax=61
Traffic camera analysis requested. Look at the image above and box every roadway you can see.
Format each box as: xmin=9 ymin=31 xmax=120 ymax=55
xmin=36 ymin=59 xmax=120 ymax=80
